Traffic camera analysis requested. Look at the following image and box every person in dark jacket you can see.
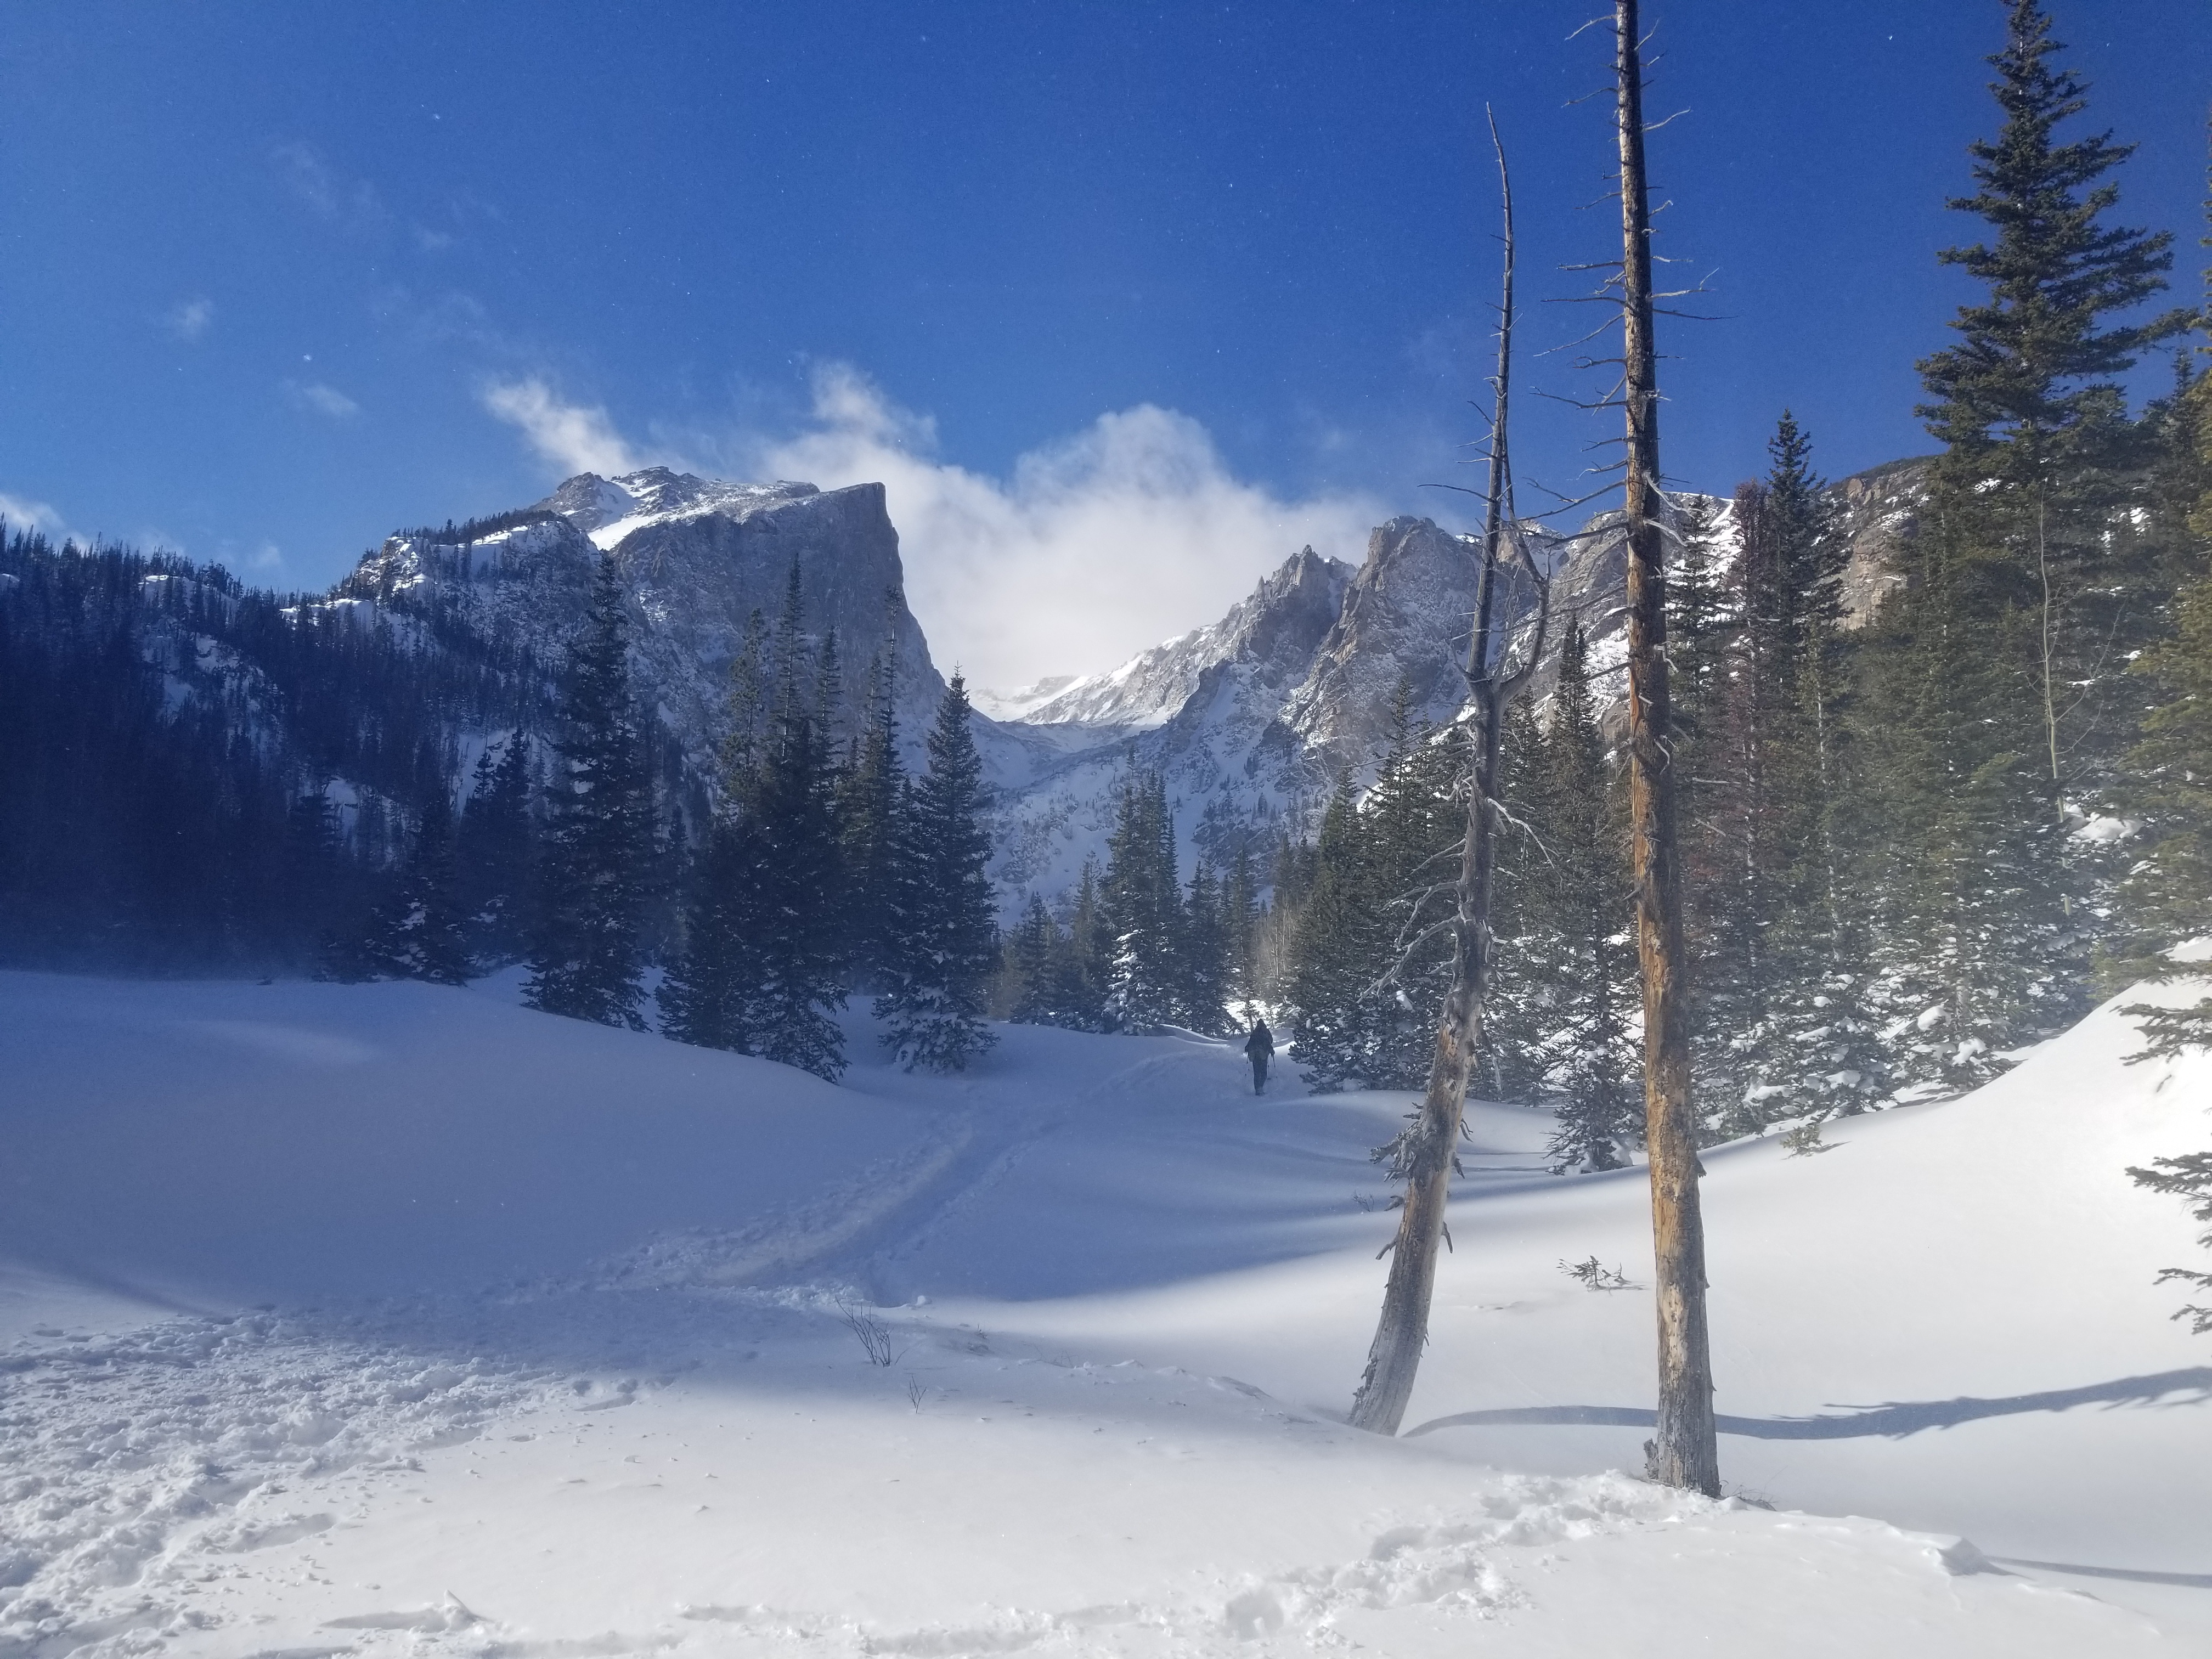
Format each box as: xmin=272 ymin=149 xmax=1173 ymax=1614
xmin=1243 ymin=1019 xmax=1274 ymax=1094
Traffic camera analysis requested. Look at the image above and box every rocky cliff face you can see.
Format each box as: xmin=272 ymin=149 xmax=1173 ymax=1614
xmin=1013 ymin=545 xmax=1356 ymax=743
xmin=310 ymin=456 xmax=1926 ymax=919
xmin=332 ymin=469 xmax=962 ymax=789
xmin=984 ymin=457 xmax=1929 ymax=915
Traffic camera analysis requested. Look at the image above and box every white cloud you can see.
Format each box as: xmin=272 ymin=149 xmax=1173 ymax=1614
xmin=167 ymin=297 xmax=214 ymax=343
xmin=476 ymin=364 xmax=1383 ymax=690
xmin=0 ymin=491 xmax=75 ymax=545
xmin=742 ymin=365 xmax=1383 ymax=690
xmin=287 ymin=380 xmax=360 ymax=420
xmin=482 ymin=377 xmax=642 ymax=477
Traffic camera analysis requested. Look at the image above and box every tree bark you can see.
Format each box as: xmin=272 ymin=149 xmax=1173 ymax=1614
xmin=1349 ymin=115 xmax=1541 ymax=1436
xmin=1616 ymin=0 xmax=1722 ymax=1497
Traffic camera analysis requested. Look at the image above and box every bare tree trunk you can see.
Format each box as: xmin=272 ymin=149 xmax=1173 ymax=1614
xmin=1616 ymin=0 xmax=1721 ymax=1497
xmin=1350 ymin=115 xmax=1545 ymax=1437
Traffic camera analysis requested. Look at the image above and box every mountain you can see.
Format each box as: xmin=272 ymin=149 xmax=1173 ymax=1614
xmin=330 ymin=469 xmax=965 ymax=793
xmin=982 ymin=459 xmax=1926 ymax=914
xmin=35 ymin=456 xmax=1921 ymax=935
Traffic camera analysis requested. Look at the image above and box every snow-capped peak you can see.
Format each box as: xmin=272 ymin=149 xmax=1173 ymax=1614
xmin=535 ymin=468 xmax=822 ymax=550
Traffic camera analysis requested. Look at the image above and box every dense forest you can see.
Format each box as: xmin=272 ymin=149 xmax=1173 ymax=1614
xmin=1186 ymin=3 xmax=2212 ymax=1155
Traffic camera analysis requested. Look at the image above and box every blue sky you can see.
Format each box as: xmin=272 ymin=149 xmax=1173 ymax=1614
xmin=2 ymin=2 xmax=2205 ymax=686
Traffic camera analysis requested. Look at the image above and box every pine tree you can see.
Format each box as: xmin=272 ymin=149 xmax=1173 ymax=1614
xmin=457 ymin=734 xmax=535 ymax=967
xmin=363 ymin=786 xmax=472 ymax=985
xmin=1175 ymin=861 xmax=1232 ymax=1035
xmin=1525 ymin=620 xmax=1640 ymax=1169
xmin=1005 ymin=894 xmax=1061 ymax=1024
xmin=838 ymin=637 xmax=905 ymax=988
xmin=2113 ymin=363 xmax=2212 ymax=1054
xmin=744 ymin=677 xmax=849 ymax=1077
xmin=283 ymin=783 xmax=346 ymax=969
xmin=1859 ymin=0 xmax=2183 ymax=1091
xmin=1224 ymin=843 xmax=1261 ymax=1009
xmin=526 ymin=552 xmax=654 ymax=1029
xmin=1696 ymin=419 xmax=1884 ymax=1128
xmin=1917 ymin=0 xmax=2187 ymax=482
xmin=1059 ymin=857 xmax=1114 ymax=1029
xmin=878 ymin=674 xmax=999 ymax=1071
xmin=662 ymin=620 xmax=775 ymax=1055
xmin=1282 ymin=781 xmax=1379 ymax=1088
xmin=1101 ymin=770 xmax=1185 ymax=1032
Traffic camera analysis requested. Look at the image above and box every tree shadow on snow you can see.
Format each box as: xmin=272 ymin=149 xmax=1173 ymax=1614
xmin=1402 ymin=1366 xmax=2212 ymax=1442
xmin=1987 ymin=1558 xmax=2212 ymax=1591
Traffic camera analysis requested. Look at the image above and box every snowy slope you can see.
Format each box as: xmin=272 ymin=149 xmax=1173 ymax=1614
xmin=2 ymin=970 xmax=2207 ymax=1655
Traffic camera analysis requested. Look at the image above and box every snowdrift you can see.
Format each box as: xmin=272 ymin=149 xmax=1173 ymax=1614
xmin=2 ymin=969 xmax=2207 ymax=1656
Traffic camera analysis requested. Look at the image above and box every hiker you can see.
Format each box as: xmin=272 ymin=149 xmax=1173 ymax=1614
xmin=1243 ymin=1018 xmax=1274 ymax=1095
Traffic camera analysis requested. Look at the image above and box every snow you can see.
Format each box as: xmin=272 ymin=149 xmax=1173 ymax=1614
xmin=2 ymin=970 xmax=2208 ymax=1656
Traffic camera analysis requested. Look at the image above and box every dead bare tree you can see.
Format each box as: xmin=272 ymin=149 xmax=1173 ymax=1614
xmin=1348 ymin=112 xmax=1551 ymax=1437
xmin=1614 ymin=0 xmax=1720 ymax=1497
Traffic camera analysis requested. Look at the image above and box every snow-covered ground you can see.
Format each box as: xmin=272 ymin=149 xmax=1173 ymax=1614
xmin=3 ymin=970 xmax=2208 ymax=1657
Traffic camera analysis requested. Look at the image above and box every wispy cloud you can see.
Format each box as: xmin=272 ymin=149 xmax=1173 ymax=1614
xmin=273 ymin=142 xmax=389 ymax=236
xmin=476 ymin=364 xmax=1382 ymax=689
xmin=287 ymin=380 xmax=360 ymax=420
xmin=481 ymin=377 xmax=642 ymax=477
xmin=737 ymin=366 xmax=1384 ymax=689
xmin=166 ymin=297 xmax=215 ymax=343
xmin=0 ymin=490 xmax=76 ymax=545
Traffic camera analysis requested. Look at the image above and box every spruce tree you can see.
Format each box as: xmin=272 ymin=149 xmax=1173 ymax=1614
xmin=746 ymin=677 xmax=849 ymax=1077
xmin=2113 ymin=366 xmax=2212 ymax=1053
xmin=1282 ymin=781 xmax=1378 ymax=1087
xmin=525 ymin=552 xmax=654 ymax=1029
xmin=837 ymin=640 xmax=905 ymax=989
xmin=457 ymin=734 xmax=535 ymax=967
xmin=878 ymin=674 xmax=999 ymax=1071
xmin=1863 ymin=0 xmax=2183 ymax=1090
xmin=1058 ymin=858 xmax=1114 ymax=1029
xmin=662 ymin=619 xmax=774 ymax=1055
xmin=1175 ymin=861 xmax=1232 ymax=1035
xmin=1223 ymin=843 xmax=1261 ymax=1011
xmin=1101 ymin=771 xmax=1185 ymax=1032
xmin=363 ymin=786 xmax=472 ymax=986
xmin=1530 ymin=620 xmax=1640 ymax=1169
xmin=1006 ymin=894 xmax=1062 ymax=1024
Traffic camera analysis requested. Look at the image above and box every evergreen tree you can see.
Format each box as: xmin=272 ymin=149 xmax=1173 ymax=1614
xmin=1857 ymin=0 xmax=2183 ymax=1091
xmin=457 ymin=734 xmax=535 ymax=967
xmin=1005 ymin=894 xmax=1062 ymax=1024
xmin=1917 ymin=0 xmax=2187 ymax=481
xmin=363 ymin=786 xmax=472 ymax=985
xmin=1358 ymin=695 xmax=1465 ymax=1087
xmin=837 ymin=636 xmax=905 ymax=988
xmin=526 ymin=552 xmax=654 ymax=1029
xmin=1525 ymin=620 xmax=1640 ymax=1168
xmin=2113 ymin=364 xmax=2212 ymax=1053
xmin=1101 ymin=770 xmax=1185 ymax=1031
xmin=744 ymin=673 xmax=849 ymax=1077
xmin=1282 ymin=781 xmax=1378 ymax=1088
xmin=1223 ymin=843 xmax=1261 ymax=1010
xmin=282 ymin=784 xmax=346 ymax=969
xmin=1175 ymin=861 xmax=1232 ymax=1035
xmin=1697 ymin=420 xmax=1884 ymax=1128
xmin=661 ymin=619 xmax=774 ymax=1056
xmin=878 ymin=674 xmax=999 ymax=1071
xmin=1058 ymin=858 xmax=1114 ymax=1029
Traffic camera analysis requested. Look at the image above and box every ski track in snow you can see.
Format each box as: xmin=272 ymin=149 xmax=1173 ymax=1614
xmin=0 ymin=1288 xmax=1714 ymax=1659
xmin=3 ymin=976 xmax=2204 ymax=1656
